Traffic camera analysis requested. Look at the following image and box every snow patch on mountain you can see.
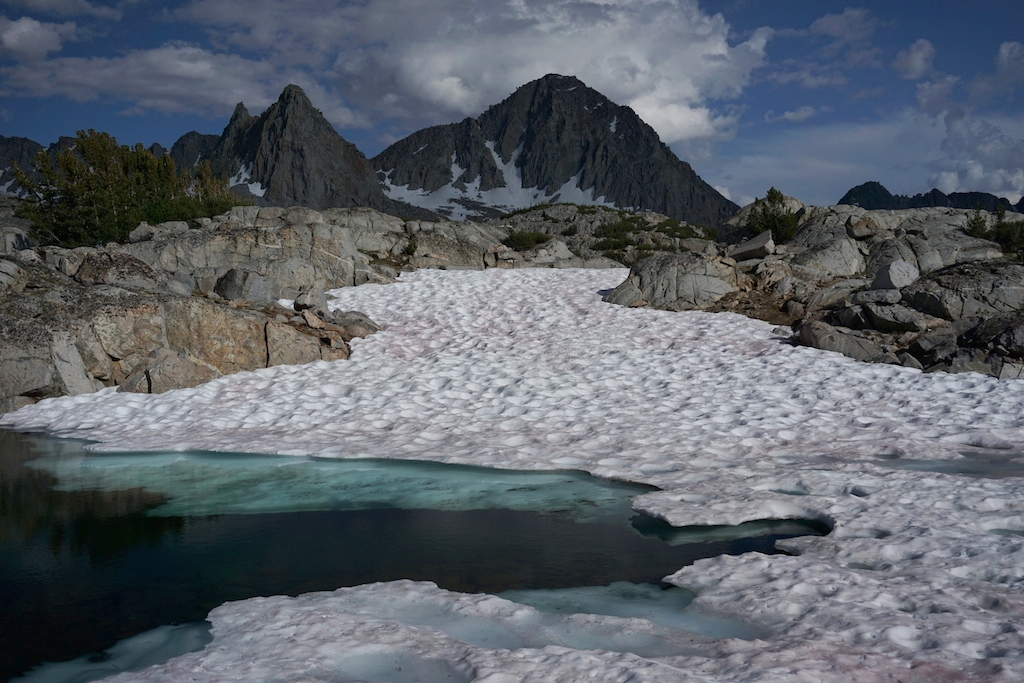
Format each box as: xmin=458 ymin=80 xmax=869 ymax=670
xmin=380 ymin=142 xmax=615 ymax=219
xmin=228 ymin=163 xmax=267 ymax=198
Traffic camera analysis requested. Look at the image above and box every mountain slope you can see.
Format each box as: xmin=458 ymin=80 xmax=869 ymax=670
xmin=372 ymin=74 xmax=738 ymax=225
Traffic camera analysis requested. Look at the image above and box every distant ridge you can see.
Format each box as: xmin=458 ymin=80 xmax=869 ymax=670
xmin=372 ymin=74 xmax=738 ymax=225
xmin=840 ymin=181 xmax=1024 ymax=213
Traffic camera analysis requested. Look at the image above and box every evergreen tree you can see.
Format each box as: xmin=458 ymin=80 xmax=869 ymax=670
xmin=13 ymin=130 xmax=241 ymax=247
xmin=745 ymin=187 xmax=800 ymax=244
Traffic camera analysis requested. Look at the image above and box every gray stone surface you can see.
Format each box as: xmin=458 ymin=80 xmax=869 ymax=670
xmin=902 ymin=263 xmax=1024 ymax=320
xmin=603 ymin=252 xmax=739 ymax=310
xmin=795 ymin=320 xmax=887 ymax=362
xmin=729 ymin=230 xmax=774 ymax=262
xmin=0 ymin=258 xmax=28 ymax=295
xmin=871 ymin=259 xmax=919 ymax=290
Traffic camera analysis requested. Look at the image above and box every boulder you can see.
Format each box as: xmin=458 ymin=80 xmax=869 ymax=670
xmin=871 ymin=260 xmax=919 ymax=290
xmin=729 ymin=230 xmax=774 ymax=262
xmin=603 ymin=252 xmax=739 ymax=310
xmin=793 ymin=238 xmax=865 ymax=279
xmin=795 ymin=320 xmax=889 ymax=362
xmin=88 ymin=302 xmax=167 ymax=382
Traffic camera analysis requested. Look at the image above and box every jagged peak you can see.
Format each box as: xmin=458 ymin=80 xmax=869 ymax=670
xmin=274 ymin=84 xmax=316 ymax=112
xmin=228 ymin=102 xmax=251 ymax=126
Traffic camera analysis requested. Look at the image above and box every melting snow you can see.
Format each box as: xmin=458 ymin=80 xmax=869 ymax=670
xmin=610 ymin=116 xmax=618 ymax=133
xmin=4 ymin=268 xmax=1024 ymax=681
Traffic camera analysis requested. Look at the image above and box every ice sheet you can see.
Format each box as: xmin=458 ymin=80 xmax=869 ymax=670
xmin=5 ymin=268 xmax=1024 ymax=680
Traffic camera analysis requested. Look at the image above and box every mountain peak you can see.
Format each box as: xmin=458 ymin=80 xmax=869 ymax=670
xmin=373 ymin=75 xmax=737 ymax=224
xmin=228 ymin=102 xmax=251 ymax=126
xmin=276 ymin=84 xmax=315 ymax=111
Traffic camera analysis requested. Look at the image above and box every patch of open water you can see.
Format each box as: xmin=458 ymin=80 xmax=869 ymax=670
xmin=0 ymin=429 xmax=824 ymax=682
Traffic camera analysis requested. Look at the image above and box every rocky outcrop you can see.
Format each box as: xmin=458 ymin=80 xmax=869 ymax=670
xmin=0 ymin=264 xmax=377 ymax=412
xmin=373 ymin=74 xmax=737 ymax=225
xmin=604 ymin=199 xmax=1024 ymax=379
xmin=603 ymin=252 xmax=741 ymax=310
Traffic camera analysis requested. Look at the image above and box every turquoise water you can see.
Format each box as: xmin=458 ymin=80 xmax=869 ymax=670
xmin=0 ymin=429 xmax=822 ymax=681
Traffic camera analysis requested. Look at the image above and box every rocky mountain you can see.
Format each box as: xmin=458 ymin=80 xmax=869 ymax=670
xmin=840 ymin=181 xmax=1024 ymax=213
xmin=0 ymin=135 xmax=80 ymax=195
xmin=372 ymin=74 xmax=738 ymax=226
xmin=166 ymin=85 xmax=436 ymax=219
xmin=0 ymin=136 xmax=43 ymax=194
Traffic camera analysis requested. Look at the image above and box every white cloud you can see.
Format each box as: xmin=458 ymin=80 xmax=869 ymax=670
xmin=892 ymin=39 xmax=935 ymax=80
xmin=764 ymin=105 xmax=830 ymax=124
xmin=808 ymin=7 xmax=875 ymax=44
xmin=0 ymin=41 xmax=364 ymax=125
xmin=177 ymin=0 xmax=771 ymax=144
xmin=969 ymin=41 xmax=1024 ymax=104
xmin=0 ymin=15 xmax=76 ymax=60
xmin=906 ymin=45 xmax=1024 ymax=204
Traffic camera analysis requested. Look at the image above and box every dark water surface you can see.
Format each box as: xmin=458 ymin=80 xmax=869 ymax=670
xmin=0 ymin=429 xmax=820 ymax=681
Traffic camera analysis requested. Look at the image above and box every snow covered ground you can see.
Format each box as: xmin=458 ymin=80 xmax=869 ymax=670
xmin=4 ymin=268 xmax=1024 ymax=682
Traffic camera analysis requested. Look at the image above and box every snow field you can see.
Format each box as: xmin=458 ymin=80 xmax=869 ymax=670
xmin=5 ymin=267 xmax=1024 ymax=681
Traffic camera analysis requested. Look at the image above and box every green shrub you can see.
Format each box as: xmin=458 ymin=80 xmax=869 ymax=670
xmin=13 ymin=130 xmax=242 ymax=247
xmin=991 ymin=206 xmax=1024 ymax=260
xmin=965 ymin=208 xmax=988 ymax=238
xmin=745 ymin=187 xmax=800 ymax=244
xmin=652 ymin=218 xmax=699 ymax=240
xmin=502 ymin=229 xmax=552 ymax=251
xmin=560 ymin=227 xmax=577 ymax=236
xmin=500 ymin=203 xmax=553 ymax=219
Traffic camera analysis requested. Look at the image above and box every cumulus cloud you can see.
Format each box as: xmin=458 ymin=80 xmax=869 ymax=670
xmin=176 ymin=0 xmax=771 ymax=144
xmin=0 ymin=15 xmax=76 ymax=60
xmin=892 ymin=39 xmax=935 ymax=80
xmin=0 ymin=41 xmax=365 ymax=125
xmin=909 ymin=45 xmax=1024 ymax=203
xmin=969 ymin=41 xmax=1024 ymax=104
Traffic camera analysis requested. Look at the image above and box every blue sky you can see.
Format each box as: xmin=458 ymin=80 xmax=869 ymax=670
xmin=1 ymin=0 xmax=1022 ymax=206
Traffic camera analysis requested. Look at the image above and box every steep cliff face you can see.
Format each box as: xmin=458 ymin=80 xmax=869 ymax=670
xmin=171 ymin=86 xmax=435 ymax=218
xmin=373 ymin=74 xmax=738 ymax=225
